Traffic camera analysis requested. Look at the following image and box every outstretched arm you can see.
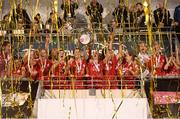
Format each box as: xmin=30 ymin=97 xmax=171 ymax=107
xmin=108 ymin=32 xmax=114 ymax=50
xmin=164 ymin=56 xmax=173 ymax=70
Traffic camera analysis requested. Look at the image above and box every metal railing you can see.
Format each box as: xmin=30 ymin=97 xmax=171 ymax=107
xmin=1 ymin=75 xmax=179 ymax=89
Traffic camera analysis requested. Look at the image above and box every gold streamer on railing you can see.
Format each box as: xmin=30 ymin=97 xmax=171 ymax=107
xmin=143 ymin=0 xmax=154 ymax=115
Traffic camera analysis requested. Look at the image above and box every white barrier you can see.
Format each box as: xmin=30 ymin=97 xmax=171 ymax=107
xmin=37 ymin=89 xmax=150 ymax=119
xmin=38 ymin=98 xmax=149 ymax=119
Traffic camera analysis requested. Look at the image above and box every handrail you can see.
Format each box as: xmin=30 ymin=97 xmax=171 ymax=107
xmin=0 ymin=30 xmax=179 ymax=37
xmin=0 ymin=75 xmax=179 ymax=81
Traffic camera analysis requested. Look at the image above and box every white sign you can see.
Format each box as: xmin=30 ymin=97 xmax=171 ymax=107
xmin=38 ymin=98 xmax=149 ymax=119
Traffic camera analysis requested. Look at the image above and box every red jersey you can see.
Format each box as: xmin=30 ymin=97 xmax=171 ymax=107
xmin=22 ymin=62 xmax=41 ymax=80
xmin=87 ymin=60 xmax=104 ymax=89
xmin=119 ymin=61 xmax=138 ymax=89
xmin=69 ymin=59 xmax=86 ymax=89
xmin=51 ymin=61 xmax=68 ymax=89
xmin=38 ymin=59 xmax=52 ymax=79
xmin=30 ymin=64 xmax=41 ymax=80
xmin=12 ymin=68 xmax=22 ymax=77
xmin=165 ymin=64 xmax=180 ymax=76
xmin=104 ymin=56 xmax=118 ymax=89
xmin=70 ymin=59 xmax=86 ymax=77
xmin=53 ymin=61 xmax=66 ymax=75
xmin=148 ymin=55 xmax=166 ymax=75
xmin=104 ymin=55 xmax=118 ymax=76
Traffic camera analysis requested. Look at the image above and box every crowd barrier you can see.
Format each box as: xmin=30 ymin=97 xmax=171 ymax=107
xmin=1 ymin=75 xmax=180 ymax=118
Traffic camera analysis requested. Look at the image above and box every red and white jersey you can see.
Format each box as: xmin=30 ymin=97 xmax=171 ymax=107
xmin=121 ymin=61 xmax=139 ymax=89
xmin=38 ymin=59 xmax=52 ymax=77
xmin=88 ymin=60 xmax=104 ymax=78
xmin=122 ymin=62 xmax=137 ymax=76
xmin=69 ymin=59 xmax=86 ymax=89
xmin=165 ymin=64 xmax=180 ymax=76
xmin=116 ymin=57 xmax=126 ymax=71
xmin=70 ymin=59 xmax=86 ymax=77
xmin=104 ymin=55 xmax=118 ymax=76
xmin=22 ymin=62 xmax=41 ymax=80
xmin=103 ymin=56 xmax=119 ymax=89
xmin=154 ymin=55 xmax=166 ymax=68
xmin=30 ymin=65 xmax=41 ymax=80
xmin=48 ymin=60 xmax=69 ymax=89
xmin=12 ymin=68 xmax=22 ymax=77
xmin=153 ymin=54 xmax=166 ymax=75
xmin=138 ymin=52 xmax=150 ymax=64
xmin=146 ymin=54 xmax=166 ymax=75
xmin=53 ymin=60 xmax=66 ymax=76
